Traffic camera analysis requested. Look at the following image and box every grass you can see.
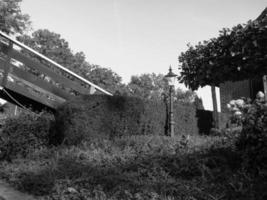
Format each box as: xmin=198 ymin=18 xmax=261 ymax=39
xmin=0 ymin=134 xmax=264 ymax=200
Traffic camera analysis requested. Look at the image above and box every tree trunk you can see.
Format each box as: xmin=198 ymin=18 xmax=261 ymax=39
xmin=211 ymin=85 xmax=219 ymax=129
xmin=263 ymin=75 xmax=267 ymax=102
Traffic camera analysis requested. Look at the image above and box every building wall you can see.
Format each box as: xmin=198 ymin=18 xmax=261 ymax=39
xmin=219 ymin=80 xmax=251 ymax=113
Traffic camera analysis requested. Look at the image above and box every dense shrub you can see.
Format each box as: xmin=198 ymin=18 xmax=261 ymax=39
xmin=52 ymin=95 xmax=199 ymax=145
xmin=236 ymin=97 xmax=267 ymax=173
xmin=51 ymin=95 xmax=145 ymax=145
xmin=0 ymin=111 xmax=53 ymax=160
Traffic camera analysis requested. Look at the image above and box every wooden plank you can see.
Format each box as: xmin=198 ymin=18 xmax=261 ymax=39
xmin=0 ymin=58 xmax=71 ymax=100
xmin=0 ymin=31 xmax=112 ymax=95
xmin=0 ymin=88 xmax=55 ymax=112
xmin=1 ymin=42 xmax=13 ymax=86
xmin=5 ymin=81 xmax=63 ymax=109
xmin=0 ymin=42 xmax=90 ymax=95
xmin=11 ymin=50 xmax=91 ymax=95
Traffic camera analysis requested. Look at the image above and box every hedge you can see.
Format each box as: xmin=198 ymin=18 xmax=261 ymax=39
xmin=0 ymin=111 xmax=53 ymax=160
xmin=51 ymin=95 xmax=199 ymax=145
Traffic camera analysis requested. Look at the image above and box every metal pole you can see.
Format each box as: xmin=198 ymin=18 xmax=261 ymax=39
xmin=169 ymin=85 xmax=175 ymax=137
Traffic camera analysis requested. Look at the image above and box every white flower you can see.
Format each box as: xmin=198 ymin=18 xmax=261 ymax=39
xmin=229 ymin=100 xmax=236 ymax=106
xmin=235 ymin=99 xmax=245 ymax=107
xmin=234 ymin=111 xmax=242 ymax=116
xmin=256 ymin=91 xmax=265 ymax=99
xmin=232 ymin=107 xmax=239 ymax=112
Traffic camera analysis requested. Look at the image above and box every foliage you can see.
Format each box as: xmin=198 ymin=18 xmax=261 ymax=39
xmin=0 ymin=111 xmax=53 ymax=160
xmin=85 ymin=65 xmax=124 ymax=93
xmin=236 ymin=96 xmax=267 ymax=174
xmin=178 ymin=8 xmax=267 ymax=90
xmin=127 ymin=73 xmax=204 ymax=109
xmin=227 ymin=98 xmax=247 ymax=126
xmin=174 ymin=88 xmax=204 ymax=109
xmin=51 ymin=95 xmax=145 ymax=145
xmin=0 ymin=135 xmax=250 ymax=200
xmin=127 ymin=73 xmax=169 ymax=100
xmin=0 ymin=0 xmax=31 ymax=35
xmin=52 ymin=95 xmax=199 ymax=145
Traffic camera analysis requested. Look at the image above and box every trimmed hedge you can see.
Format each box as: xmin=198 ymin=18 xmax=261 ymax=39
xmin=52 ymin=95 xmax=199 ymax=145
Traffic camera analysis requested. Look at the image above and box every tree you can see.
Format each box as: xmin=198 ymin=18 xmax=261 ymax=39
xmin=127 ymin=73 xmax=204 ymax=108
xmin=178 ymin=12 xmax=267 ymax=90
xmin=85 ymin=65 xmax=124 ymax=94
xmin=17 ymin=29 xmax=123 ymax=93
xmin=0 ymin=0 xmax=30 ymax=35
xmin=174 ymin=88 xmax=204 ymax=109
xmin=178 ymin=7 xmax=267 ymax=128
xmin=127 ymin=73 xmax=168 ymax=100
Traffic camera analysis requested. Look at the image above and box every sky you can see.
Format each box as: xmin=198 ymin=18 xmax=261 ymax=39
xmin=20 ymin=0 xmax=266 ymax=110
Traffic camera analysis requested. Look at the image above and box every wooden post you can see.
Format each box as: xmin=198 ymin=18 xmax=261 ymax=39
xmin=211 ymin=84 xmax=219 ymax=129
xmin=89 ymin=86 xmax=96 ymax=94
xmin=263 ymin=75 xmax=267 ymax=102
xmin=1 ymin=42 xmax=13 ymax=87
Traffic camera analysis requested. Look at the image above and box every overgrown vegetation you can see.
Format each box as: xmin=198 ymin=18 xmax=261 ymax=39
xmin=0 ymin=97 xmax=266 ymax=199
xmin=0 ymin=134 xmax=242 ymax=199
xmin=235 ymin=96 xmax=267 ymax=175
xmin=0 ymin=110 xmax=53 ymax=160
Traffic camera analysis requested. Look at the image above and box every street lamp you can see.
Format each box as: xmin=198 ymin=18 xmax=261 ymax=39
xmin=164 ymin=66 xmax=177 ymax=137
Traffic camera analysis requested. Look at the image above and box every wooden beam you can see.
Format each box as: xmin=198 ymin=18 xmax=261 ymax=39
xmin=0 ymin=42 xmax=90 ymax=95
xmin=11 ymin=49 xmax=91 ymax=95
xmin=1 ymin=42 xmax=13 ymax=87
xmin=0 ymin=32 xmax=112 ymax=96
xmin=5 ymin=81 xmax=63 ymax=109
xmin=0 ymin=58 xmax=71 ymax=100
xmin=0 ymin=88 xmax=55 ymax=112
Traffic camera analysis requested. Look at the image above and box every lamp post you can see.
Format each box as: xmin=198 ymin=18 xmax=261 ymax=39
xmin=164 ymin=66 xmax=177 ymax=137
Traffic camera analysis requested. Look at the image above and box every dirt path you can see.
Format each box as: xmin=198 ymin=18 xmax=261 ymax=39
xmin=0 ymin=180 xmax=36 ymax=200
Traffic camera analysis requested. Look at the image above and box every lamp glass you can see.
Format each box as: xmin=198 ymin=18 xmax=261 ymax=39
xmin=165 ymin=76 xmax=176 ymax=86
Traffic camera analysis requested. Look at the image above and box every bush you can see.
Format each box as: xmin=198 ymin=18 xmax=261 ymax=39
xmin=51 ymin=95 xmax=145 ymax=145
xmin=0 ymin=111 xmax=53 ymax=160
xmin=236 ymin=97 xmax=267 ymax=173
xmin=52 ymin=95 xmax=199 ymax=145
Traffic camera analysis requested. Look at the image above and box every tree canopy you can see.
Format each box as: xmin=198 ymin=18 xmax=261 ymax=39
xmin=178 ymin=8 xmax=267 ymax=90
xmin=127 ymin=73 xmax=168 ymax=100
xmin=127 ymin=73 xmax=204 ymax=108
xmin=0 ymin=0 xmax=30 ymax=35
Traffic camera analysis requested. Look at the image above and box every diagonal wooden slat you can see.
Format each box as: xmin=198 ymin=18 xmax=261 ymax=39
xmin=0 ymin=31 xmax=112 ymax=96
xmin=0 ymin=58 xmax=72 ymax=100
xmin=5 ymin=80 xmax=63 ymax=109
xmin=0 ymin=42 xmax=90 ymax=95
xmin=10 ymin=49 xmax=91 ymax=95
xmin=1 ymin=42 xmax=13 ymax=87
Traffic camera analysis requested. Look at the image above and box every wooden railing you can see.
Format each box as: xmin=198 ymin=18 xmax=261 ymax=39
xmin=0 ymin=31 xmax=112 ymax=110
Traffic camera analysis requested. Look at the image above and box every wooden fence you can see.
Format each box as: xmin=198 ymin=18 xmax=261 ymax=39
xmin=0 ymin=31 xmax=112 ymax=111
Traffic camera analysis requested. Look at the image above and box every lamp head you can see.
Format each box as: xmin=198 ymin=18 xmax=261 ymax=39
xmin=164 ymin=66 xmax=177 ymax=86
